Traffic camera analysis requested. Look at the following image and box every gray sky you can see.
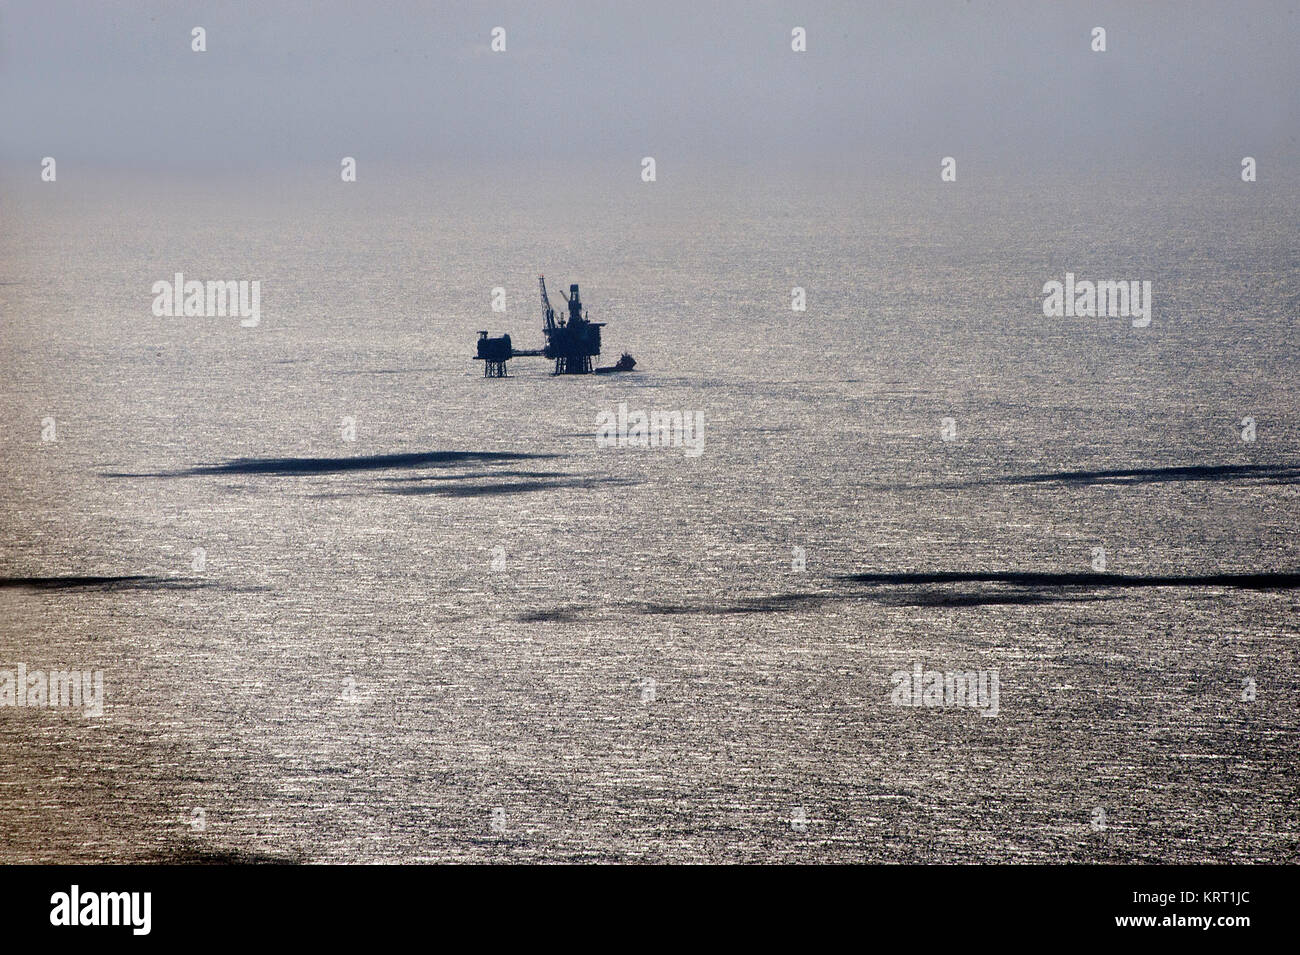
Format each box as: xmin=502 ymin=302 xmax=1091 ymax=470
xmin=2 ymin=0 xmax=1298 ymax=172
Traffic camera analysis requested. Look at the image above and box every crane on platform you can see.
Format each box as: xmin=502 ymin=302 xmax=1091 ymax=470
xmin=539 ymin=275 xmax=558 ymax=334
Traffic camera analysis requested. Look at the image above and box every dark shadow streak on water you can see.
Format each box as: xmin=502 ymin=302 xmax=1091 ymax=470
xmin=140 ymin=847 xmax=303 ymax=865
xmin=633 ymin=589 xmax=1114 ymax=615
xmin=0 ymin=575 xmax=205 ymax=591
xmin=383 ymin=477 xmax=639 ymax=497
xmin=638 ymin=593 xmax=828 ymax=615
xmin=517 ymin=606 xmax=588 ymax=623
xmin=884 ymin=590 xmax=1119 ymax=607
xmin=869 ymin=463 xmax=1300 ymax=491
xmin=541 ymin=568 xmax=1300 ymax=620
xmin=843 ymin=570 xmax=1300 ymax=589
xmin=101 ymin=450 xmax=557 ymax=478
xmin=376 ymin=470 xmax=572 ymax=482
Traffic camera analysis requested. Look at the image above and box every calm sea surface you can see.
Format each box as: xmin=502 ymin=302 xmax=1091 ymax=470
xmin=1 ymin=167 xmax=1297 ymax=862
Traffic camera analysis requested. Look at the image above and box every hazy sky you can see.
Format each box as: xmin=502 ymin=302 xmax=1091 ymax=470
xmin=2 ymin=0 xmax=1298 ymax=173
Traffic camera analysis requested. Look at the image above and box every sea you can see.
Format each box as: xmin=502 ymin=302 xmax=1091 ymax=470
xmin=1 ymin=163 xmax=1296 ymax=862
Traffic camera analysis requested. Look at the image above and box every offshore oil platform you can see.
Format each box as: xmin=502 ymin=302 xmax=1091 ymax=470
xmin=475 ymin=276 xmax=635 ymax=377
